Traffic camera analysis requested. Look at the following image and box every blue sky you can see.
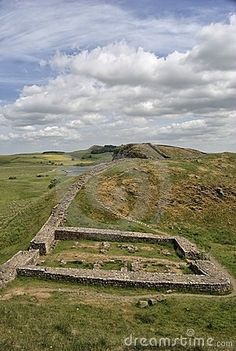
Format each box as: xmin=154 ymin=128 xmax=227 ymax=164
xmin=0 ymin=0 xmax=236 ymax=153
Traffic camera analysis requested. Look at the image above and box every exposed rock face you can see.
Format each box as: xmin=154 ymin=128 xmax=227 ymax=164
xmin=113 ymin=143 xmax=166 ymax=160
xmin=215 ymin=187 xmax=225 ymax=199
xmin=112 ymin=143 xmax=205 ymax=161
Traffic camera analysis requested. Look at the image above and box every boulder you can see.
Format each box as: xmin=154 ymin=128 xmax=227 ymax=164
xmin=137 ymin=300 xmax=149 ymax=308
xmin=148 ymin=298 xmax=157 ymax=306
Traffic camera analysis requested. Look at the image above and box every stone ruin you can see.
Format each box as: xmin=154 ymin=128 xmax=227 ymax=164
xmin=0 ymin=163 xmax=233 ymax=294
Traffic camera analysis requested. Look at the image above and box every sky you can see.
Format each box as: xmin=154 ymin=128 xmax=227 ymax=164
xmin=0 ymin=0 xmax=236 ymax=154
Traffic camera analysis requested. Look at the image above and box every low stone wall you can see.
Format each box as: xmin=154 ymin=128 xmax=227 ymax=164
xmin=55 ymin=226 xmax=201 ymax=260
xmin=174 ymin=236 xmax=202 ymax=259
xmin=0 ymin=250 xmax=39 ymax=288
xmin=190 ymin=260 xmax=225 ymax=278
xmin=1 ymin=161 xmax=233 ymax=295
xmin=30 ymin=163 xmax=109 ymax=255
xmin=55 ymin=226 xmax=173 ymax=243
xmin=17 ymin=264 xmax=231 ymax=294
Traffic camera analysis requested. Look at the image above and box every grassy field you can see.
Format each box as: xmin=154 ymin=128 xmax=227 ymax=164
xmin=0 ymin=149 xmax=235 ymax=350
xmin=0 ymin=278 xmax=235 ymax=351
xmin=0 ymin=158 xmax=74 ymax=264
xmin=0 ymin=150 xmax=112 ymax=263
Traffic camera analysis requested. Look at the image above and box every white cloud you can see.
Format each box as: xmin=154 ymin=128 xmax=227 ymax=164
xmin=0 ymin=0 xmax=203 ymax=61
xmin=0 ymin=134 xmax=10 ymax=141
xmin=1 ymin=14 xmax=236 ymax=152
xmin=187 ymin=14 xmax=236 ymax=71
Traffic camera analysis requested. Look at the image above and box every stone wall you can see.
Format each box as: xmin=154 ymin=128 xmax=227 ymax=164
xmin=1 ymin=161 xmax=232 ymax=295
xmin=0 ymin=250 xmax=39 ymax=288
xmin=174 ymin=236 xmax=202 ymax=259
xmin=17 ymin=264 xmax=231 ymax=294
xmin=55 ymin=226 xmax=173 ymax=243
xmin=30 ymin=163 xmax=109 ymax=255
xmin=55 ymin=226 xmax=201 ymax=260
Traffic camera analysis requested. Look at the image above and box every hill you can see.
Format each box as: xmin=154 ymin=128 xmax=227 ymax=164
xmin=66 ymin=152 xmax=236 ymax=277
xmin=113 ymin=143 xmax=205 ymax=160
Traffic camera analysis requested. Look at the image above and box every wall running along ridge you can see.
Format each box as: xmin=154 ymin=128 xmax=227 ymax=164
xmin=30 ymin=163 xmax=109 ymax=254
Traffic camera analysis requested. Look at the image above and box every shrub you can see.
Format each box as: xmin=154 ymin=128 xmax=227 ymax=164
xmin=48 ymin=178 xmax=60 ymax=189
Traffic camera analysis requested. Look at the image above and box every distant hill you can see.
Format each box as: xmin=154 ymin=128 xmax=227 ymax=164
xmin=42 ymin=151 xmax=65 ymax=155
xmin=112 ymin=143 xmax=206 ymax=160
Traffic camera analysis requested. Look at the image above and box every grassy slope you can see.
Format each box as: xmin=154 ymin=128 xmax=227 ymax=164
xmin=0 ymin=150 xmax=235 ymax=351
xmin=0 ymin=149 xmax=112 ymax=263
xmin=0 ymin=154 xmax=78 ymax=263
xmin=0 ymin=278 xmax=235 ymax=351
xmin=66 ymin=154 xmax=236 ymax=278
xmin=69 ymin=149 xmax=113 ymax=165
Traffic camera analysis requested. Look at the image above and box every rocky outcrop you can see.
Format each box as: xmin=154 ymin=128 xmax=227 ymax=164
xmin=113 ymin=143 xmax=205 ymax=161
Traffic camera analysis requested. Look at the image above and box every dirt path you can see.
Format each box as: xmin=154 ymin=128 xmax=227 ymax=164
xmin=1 ymin=283 xmax=235 ymax=303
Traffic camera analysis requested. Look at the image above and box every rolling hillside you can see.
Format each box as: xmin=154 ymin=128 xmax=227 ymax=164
xmin=66 ymin=151 xmax=236 ymax=277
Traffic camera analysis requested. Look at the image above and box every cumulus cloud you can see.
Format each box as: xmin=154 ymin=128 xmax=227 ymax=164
xmin=1 ymin=14 xmax=236 ymax=152
xmin=187 ymin=15 xmax=236 ymax=71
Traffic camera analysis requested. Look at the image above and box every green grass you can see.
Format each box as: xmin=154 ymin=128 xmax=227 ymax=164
xmin=50 ymin=240 xmax=180 ymax=260
xmin=0 ymin=150 xmax=111 ymax=263
xmin=66 ymin=187 xmax=150 ymax=232
xmin=40 ymin=239 xmax=183 ymax=272
xmin=0 ymin=278 xmax=235 ymax=351
xmin=66 ymin=154 xmax=236 ymax=278
xmin=0 ymin=151 xmax=235 ymax=351
xmin=0 ymin=159 xmax=77 ymax=263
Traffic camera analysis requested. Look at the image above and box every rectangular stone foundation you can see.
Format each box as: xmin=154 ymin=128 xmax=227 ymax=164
xmin=17 ymin=265 xmax=231 ymax=294
xmin=55 ymin=227 xmax=201 ymax=259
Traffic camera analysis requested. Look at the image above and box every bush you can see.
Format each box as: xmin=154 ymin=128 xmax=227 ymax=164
xmin=48 ymin=178 xmax=60 ymax=189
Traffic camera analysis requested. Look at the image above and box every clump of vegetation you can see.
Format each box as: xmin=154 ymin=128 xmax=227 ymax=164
xmin=42 ymin=151 xmax=65 ymax=155
xmin=48 ymin=178 xmax=60 ymax=189
xmin=81 ymin=154 xmax=92 ymax=159
xmin=90 ymin=144 xmax=117 ymax=154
